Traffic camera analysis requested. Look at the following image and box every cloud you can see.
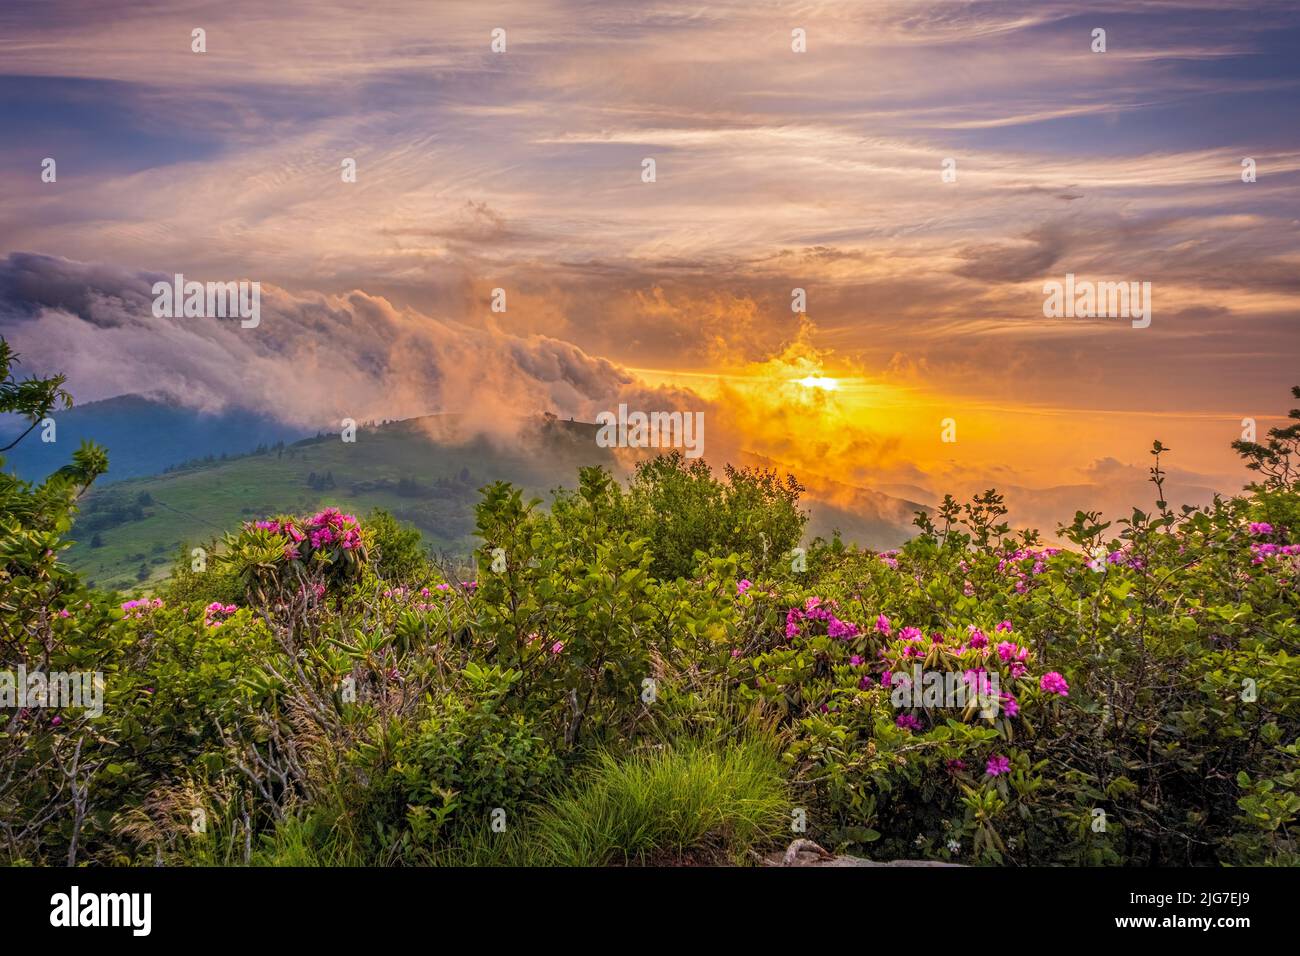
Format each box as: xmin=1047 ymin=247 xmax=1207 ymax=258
xmin=0 ymin=0 xmax=1296 ymax=527
xmin=954 ymin=226 xmax=1067 ymax=283
xmin=0 ymin=252 xmax=634 ymax=438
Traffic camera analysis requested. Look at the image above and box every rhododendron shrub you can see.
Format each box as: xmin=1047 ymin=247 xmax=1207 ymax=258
xmin=747 ymin=439 xmax=1300 ymax=865
xmin=731 ymin=592 xmax=1070 ymax=861
xmin=470 ymin=473 xmax=657 ymax=748
xmin=560 ymin=453 xmax=806 ymax=582
xmin=0 ymin=345 xmax=121 ymax=864
xmin=218 ymin=508 xmax=369 ymax=602
xmin=0 ymin=352 xmax=273 ymax=863
xmin=4 ymin=343 xmax=1299 ymax=867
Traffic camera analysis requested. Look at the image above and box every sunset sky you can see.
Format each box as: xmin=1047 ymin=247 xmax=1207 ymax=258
xmin=2 ymin=0 xmax=1298 ymax=531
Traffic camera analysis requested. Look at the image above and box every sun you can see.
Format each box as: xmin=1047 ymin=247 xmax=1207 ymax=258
xmin=794 ymin=375 xmax=839 ymax=391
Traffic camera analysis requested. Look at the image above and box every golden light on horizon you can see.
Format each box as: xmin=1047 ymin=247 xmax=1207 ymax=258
xmin=795 ymin=375 xmax=839 ymax=391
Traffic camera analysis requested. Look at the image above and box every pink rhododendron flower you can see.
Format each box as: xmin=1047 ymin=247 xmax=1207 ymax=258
xmin=786 ymin=599 xmax=858 ymax=641
xmin=550 ymin=641 xmax=564 ymax=655
xmin=204 ymin=602 xmax=239 ymax=628
xmin=736 ymin=579 xmax=752 ymax=596
xmin=785 ymin=610 xmax=801 ymax=639
xmin=875 ymin=614 xmax=892 ymax=636
xmin=896 ymin=714 xmax=922 ymax=732
xmin=996 ymin=620 xmax=1013 ymax=633
xmin=1249 ymin=522 xmax=1273 ymax=535
xmin=827 ymin=616 xmax=860 ymax=639
xmin=996 ymin=641 xmax=1027 ymax=662
xmin=1249 ymin=542 xmax=1300 ymax=565
xmin=120 ymin=597 xmax=164 ymax=620
xmin=986 ymin=755 xmax=1011 ymax=777
xmin=1040 ymin=671 xmax=1070 ymax=696
xmin=962 ymin=669 xmax=993 ymax=695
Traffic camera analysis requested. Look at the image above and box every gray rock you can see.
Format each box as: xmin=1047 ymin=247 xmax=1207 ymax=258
xmin=766 ymin=838 xmax=964 ymax=867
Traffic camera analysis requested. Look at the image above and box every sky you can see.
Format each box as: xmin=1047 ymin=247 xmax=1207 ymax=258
xmin=1 ymin=0 xmax=1298 ymax=532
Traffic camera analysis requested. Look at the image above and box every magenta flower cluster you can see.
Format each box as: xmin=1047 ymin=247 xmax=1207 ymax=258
xmin=1039 ymin=671 xmax=1070 ymax=696
xmin=1102 ymin=547 xmax=1146 ymax=570
xmin=986 ymin=755 xmax=1011 ymax=777
xmin=121 ymin=597 xmax=163 ymax=620
xmin=377 ymin=581 xmax=481 ymax=612
xmin=204 ymin=602 xmax=238 ymax=628
xmin=997 ymin=547 xmax=1060 ymax=593
xmin=776 ymin=604 xmax=1069 ymax=783
xmin=248 ymin=508 xmax=362 ymax=561
xmin=1250 ymin=542 xmax=1299 ymax=565
xmin=786 ymin=596 xmax=860 ymax=641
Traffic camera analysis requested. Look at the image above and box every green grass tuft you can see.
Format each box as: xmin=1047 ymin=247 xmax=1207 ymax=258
xmin=521 ymin=738 xmax=791 ymax=866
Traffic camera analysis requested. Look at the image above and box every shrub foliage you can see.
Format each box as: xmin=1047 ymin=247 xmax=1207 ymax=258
xmin=2 ymin=341 xmax=1297 ymax=866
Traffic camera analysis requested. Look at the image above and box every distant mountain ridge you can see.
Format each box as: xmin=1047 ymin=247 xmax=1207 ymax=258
xmin=0 ymin=393 xmax=307 ymax=482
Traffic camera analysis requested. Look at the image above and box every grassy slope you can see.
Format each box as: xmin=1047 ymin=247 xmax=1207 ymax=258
xmin=66 ymin=413 xmax=925 ymax=591
xmin=68 ymin=416 xmax=615 ymax=591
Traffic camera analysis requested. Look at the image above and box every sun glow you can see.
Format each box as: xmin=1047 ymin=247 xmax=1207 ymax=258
xmin=795 ymin=375 xmax=839 ymax=391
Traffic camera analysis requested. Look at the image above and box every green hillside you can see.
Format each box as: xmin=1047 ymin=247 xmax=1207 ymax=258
xmin=68 ymin=414 xmax=616 ymax=591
